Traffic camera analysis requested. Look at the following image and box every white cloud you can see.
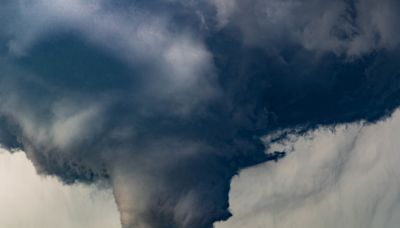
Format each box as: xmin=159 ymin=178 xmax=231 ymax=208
xmin=0 ymin=149 xmax=120 ymax=228
xmin=216 ymin=109 xmax=400 ymax=228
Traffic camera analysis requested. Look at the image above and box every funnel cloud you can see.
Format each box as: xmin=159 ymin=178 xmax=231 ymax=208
xmin=1 ymin=1 xmax=400 ymax=227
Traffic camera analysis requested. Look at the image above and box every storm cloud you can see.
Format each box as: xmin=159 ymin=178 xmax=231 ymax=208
xmin=0 ymin=1 xmax=400 ymax=228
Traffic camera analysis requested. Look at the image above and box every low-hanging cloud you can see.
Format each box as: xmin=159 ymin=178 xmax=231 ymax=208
xmin=1 ymin=1 xmax=400 ymax=228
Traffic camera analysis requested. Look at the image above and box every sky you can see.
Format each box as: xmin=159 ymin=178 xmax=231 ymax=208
xmin=1 ymin=0 xmax=400 ymax=228
xmin=216 ymin=109 xmax=400 ymax=228
xmin=4 ymin=109 xmax=400 ymax=228
xmin=0 ymin=149 xmax=120 ymax=228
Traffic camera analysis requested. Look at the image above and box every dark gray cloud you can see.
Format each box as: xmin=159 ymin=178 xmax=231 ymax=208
xmin=1 ymin=1 xmax=400 ymax=228
xmin=211 ymin=0 xmax=400 ymax=56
